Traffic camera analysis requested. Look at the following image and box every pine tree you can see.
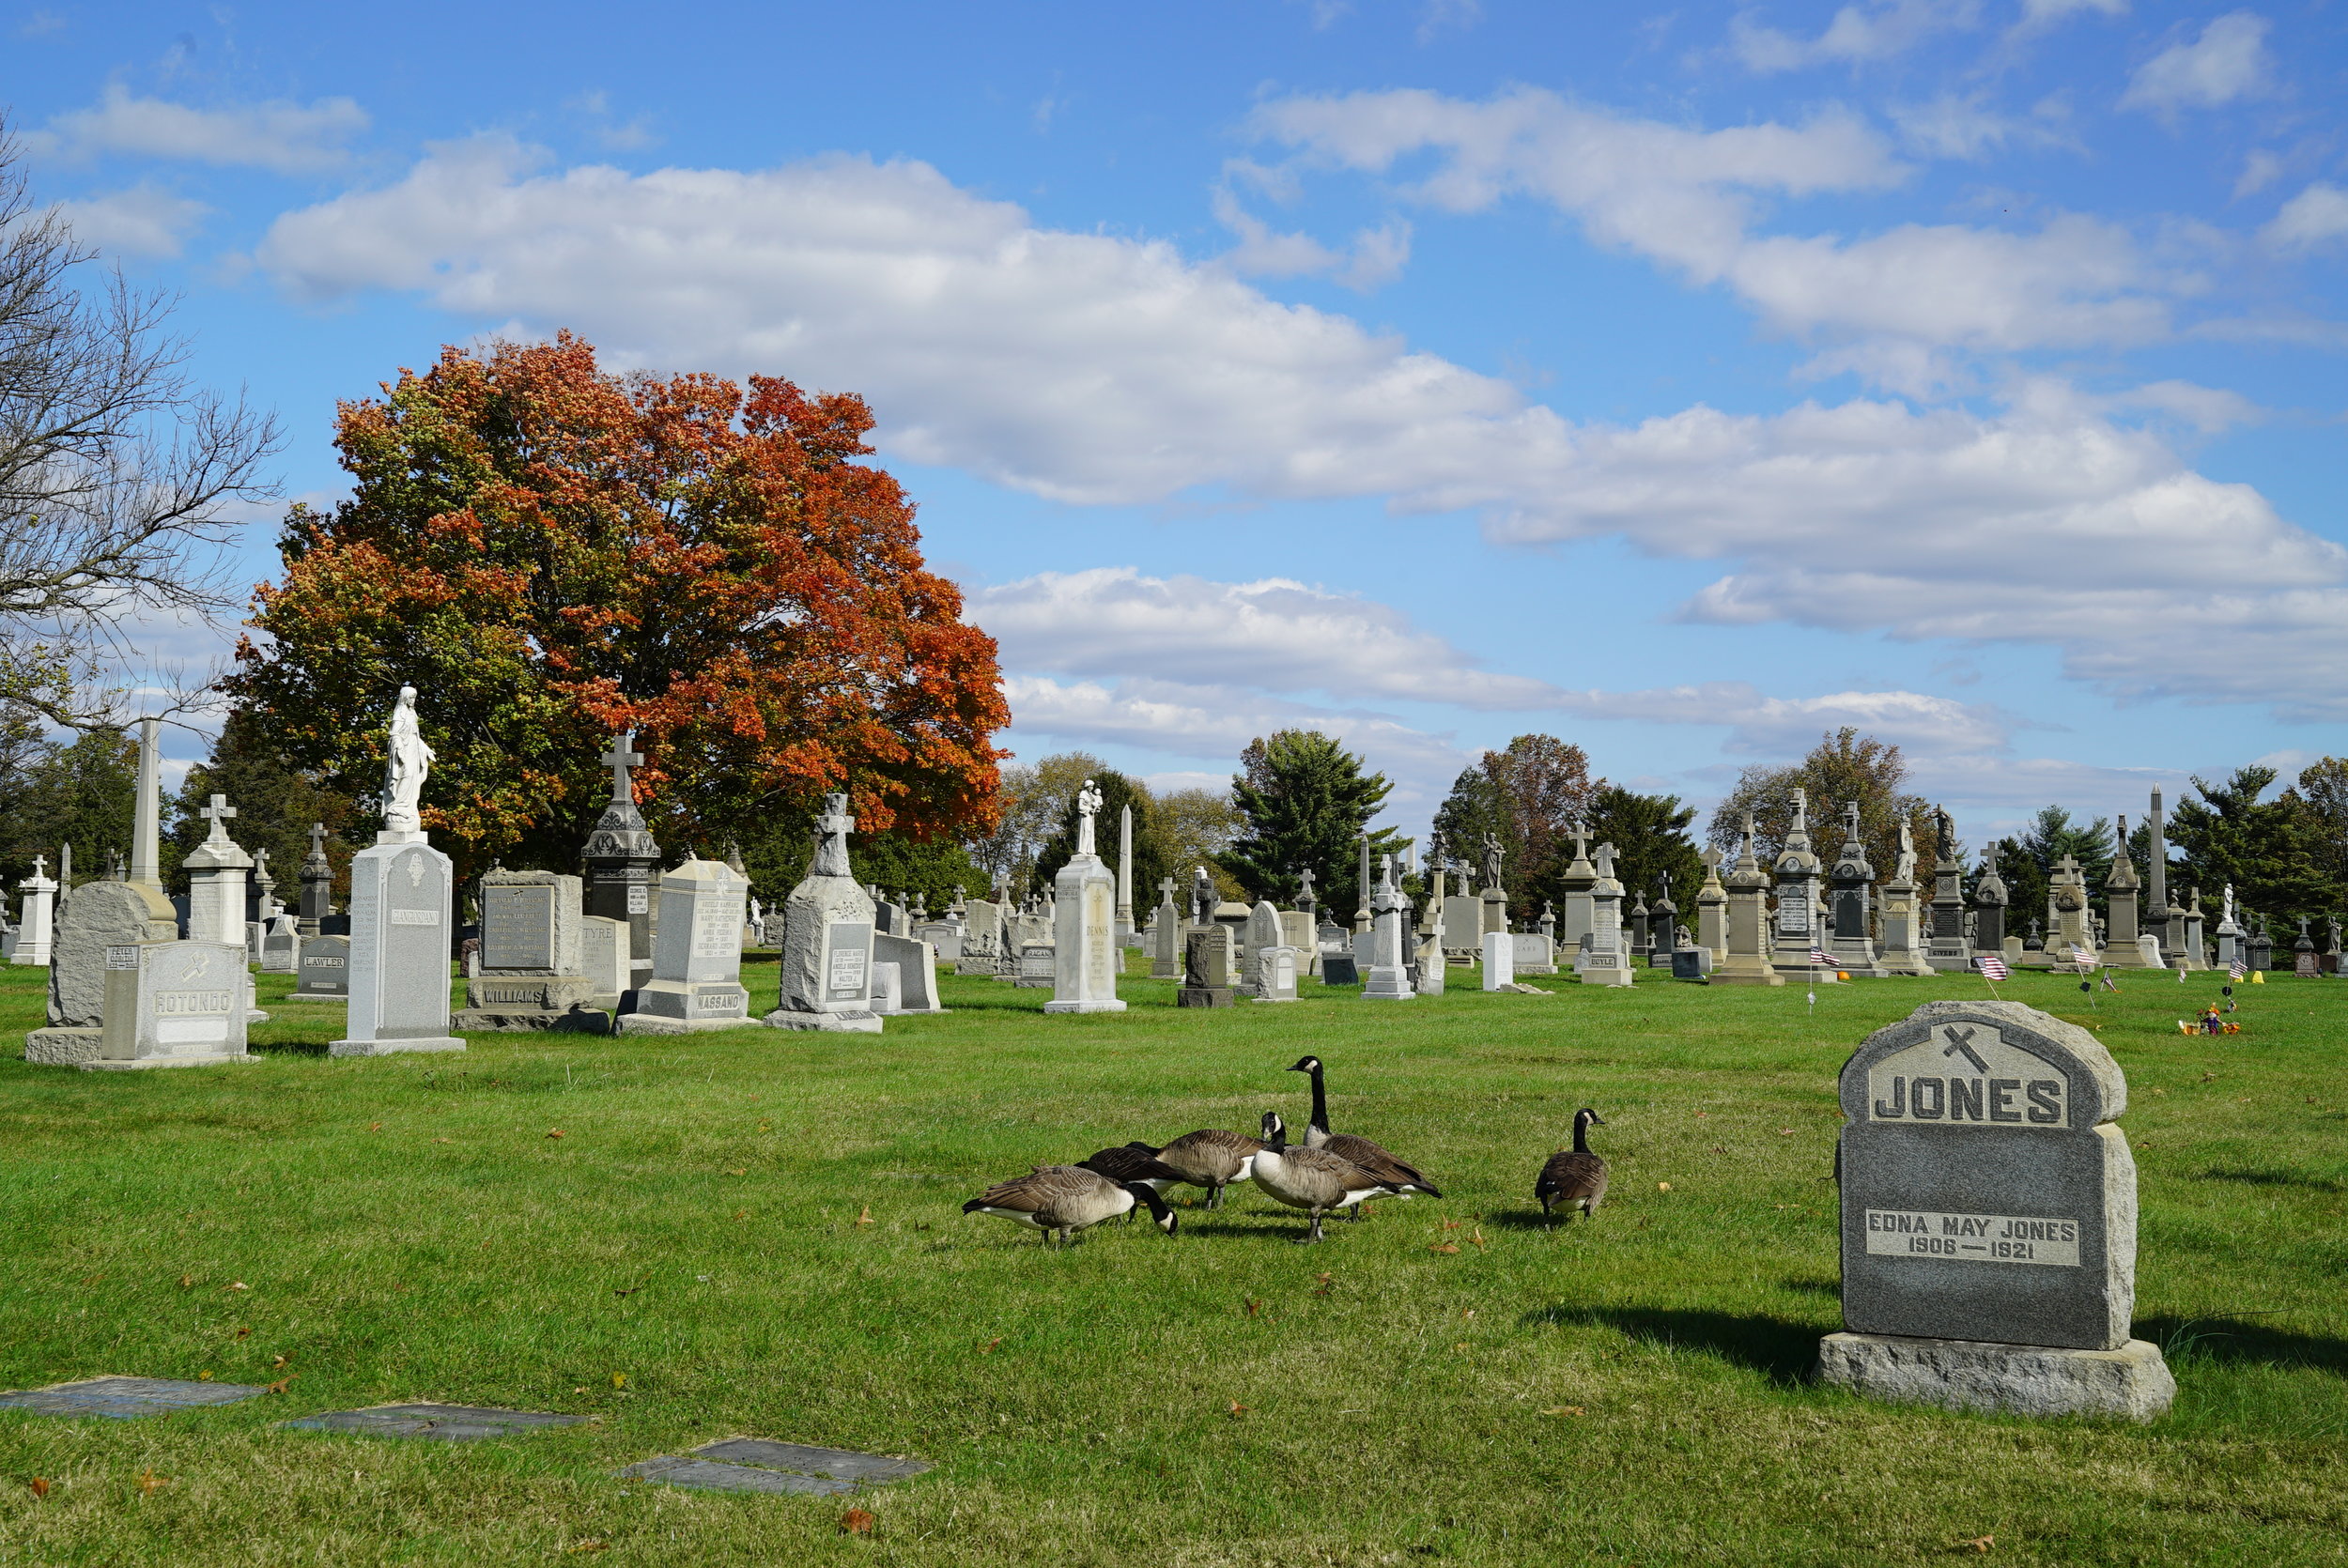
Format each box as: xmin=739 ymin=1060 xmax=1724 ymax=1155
xmin=1219 ymin=730 xmax=1398 ymax=911
xmin=2170 ymin=767 xmax=2338 ymax=922
xmin=1584 ymin=787 xmax=1704 ymax=926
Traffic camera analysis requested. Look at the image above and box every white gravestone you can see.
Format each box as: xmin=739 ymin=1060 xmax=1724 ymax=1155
xmin=869 ymin=961 xmax=904 ymax=1015
xmin=182 ymin=795 xmax=266 ymax=1023
xmin=1481 ymin=930 xmax=1515 ymax=992
xmin=333 ymin=691 xmax=462 ymax=1057
xmin=87 ymin=940 xmax=252 ymax=1071
xmin=12 ymin=857 xmax=54 ymax=966
xmin=333 ymin=838 xmax=463 ymax=1056
xmin=765 ymin=794 xmax=882 ymax=1033
xmin=1046 ymin=780 xmax=1126 ymax=1014
xmin=1258 ymin=945 xmax=1299 ymax=1002
xmin=1362 ymin=855 xmax=1415 ymax=1002
xmin=579 ymin=915 xmax=630 ymax=1010
xmin=873 ymin=930 xmax=946 ymax=1014
xmin=456 ymin=869 xmax=602 ymax=1031
xmin=1817 ymin=1000 xmax=2174 ymax=1421
xmin=1510 ymin=931 xmax=1554 ymax=975
xmin=618 ymin=858 xmax=750 ymax=1034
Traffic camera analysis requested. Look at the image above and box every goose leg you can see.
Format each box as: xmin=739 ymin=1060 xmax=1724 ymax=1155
xmin=1207 ymin=1182 xmax=1223 ymax=1211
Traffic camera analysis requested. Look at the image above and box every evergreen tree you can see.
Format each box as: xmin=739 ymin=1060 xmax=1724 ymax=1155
xmin=168 ymin=709 xmax=364 ymax=902
xmin=2170 ymin=767 xmax=2338 ymax=923
xmin=2295 ymin=758 xmax=2348 ymax=900
xmin=1584 ymin=786 xmax=1703 ymax=928
xmin=0 ymin=726 xmax=136 ymax=886
xmin=1219 ymin=730 xmax=1398 ymax=911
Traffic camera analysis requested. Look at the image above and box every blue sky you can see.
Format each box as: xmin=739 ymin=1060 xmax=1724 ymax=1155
xmin=6 ymin=0 xmax=2345 ymax=841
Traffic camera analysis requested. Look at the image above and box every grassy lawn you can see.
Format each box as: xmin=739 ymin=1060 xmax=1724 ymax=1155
xmin=1 ymin=953 xmax=2342 ymax=1565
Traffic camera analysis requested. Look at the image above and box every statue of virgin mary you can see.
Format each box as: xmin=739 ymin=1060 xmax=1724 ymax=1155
xmin=382 ymin=686 xmax=435 ymax=834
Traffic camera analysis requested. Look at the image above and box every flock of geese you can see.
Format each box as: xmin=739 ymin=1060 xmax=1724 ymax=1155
xmin=961 ymin=1054 xmax=1611 ymax=1246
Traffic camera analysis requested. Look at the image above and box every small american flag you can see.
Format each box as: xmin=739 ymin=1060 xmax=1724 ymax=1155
xmin=2070 ymin=945 xmax=2093 ymax=966
xmin=2100 ymin=971 xmax=2120 ymax=992
xmin=2228 ymin=961 xmax=2246 ymax=980
xmin=1978 ymin=954 xmax=2010 ymax=980
xmin=1809 ymin=946 xmax=1831 ymax=965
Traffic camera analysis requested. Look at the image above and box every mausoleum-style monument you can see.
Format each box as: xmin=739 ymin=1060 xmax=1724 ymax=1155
xmin=1816 ymin=999 xmax=2173 ymax=1421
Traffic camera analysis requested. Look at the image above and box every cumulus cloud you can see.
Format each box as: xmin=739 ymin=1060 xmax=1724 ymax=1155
xmin=1211 ymin=187 xmax=1411 ymax=290
xmin=254 ymin=138 xmax=2348 ymax=720
xmin=51 ymin=184 xmax=208 ymax=257
xmin=2262 ymin=182 xmax=2348 ymax=254
xmin=30 ymin=85 xmax=368 ymax=173
xmin=1889 ymin=92 xmax=2072 ymax=160
xmin=2120 ymin=12 xmax=2274 ymax=115
xmin=1248 ymin=87 xmax=2179 ymax=364
xmin=2013 ymin=0 xmax=2126 ymax=30
xmin=1732 ymin=0 xmax=1980 ymax=73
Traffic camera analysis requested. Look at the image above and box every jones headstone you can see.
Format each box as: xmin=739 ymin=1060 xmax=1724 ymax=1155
xmin=1816 ymin=999 xmax=2173 ymax=1421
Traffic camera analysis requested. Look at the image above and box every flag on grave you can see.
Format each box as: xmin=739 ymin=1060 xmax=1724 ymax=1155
xmin=1977 ymin=954 xmax=2010 ymax=980
xmin=1809 ymin=947 xmax=1830 ymax=966
xmin=2228 ymin=961 xmax=2246 ymax=980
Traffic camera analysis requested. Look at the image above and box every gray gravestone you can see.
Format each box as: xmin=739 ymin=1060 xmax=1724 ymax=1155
xmin=333 ymin=838 xmax=464 ymax=1057
xmin=0 ymin=1376 xmax=267 ymax=1419
xmin=286 ymin=935 xmax=351 ymax=1000
xmin=1320 ymin=952 xmax=1360 ymax=986
xmin=1178 ymin=928 xmax=1235 ymax=1007
xmin=282 ymin=1404 xmax=586 ymax=1440
xmin=579 ymin=915 xmax=629 ymax=1010
xmin=23 ymin=880 xmax=180 ymax=1065
xmin=1816 ymin=1000 xmax=2173 ymax=1420
xmin=765 ymin=794 xmax=881 ymax=1033
xmin=455 ymin=869 xmax=602 ymax=1031
xmin=1014 ymin=943 xmax=1055 ymax=987
xmin=1510 ymin=930 xmax=1555 ymax=975
xmin=618 ymin=1437 xmax=928 ymax=1497
xmin=260 ymin=914 xmax=301 ymax=974
xmin=87 ymin=940 xmax=252 ymax=1071
xmin=618 ymin=857 xmax=750 ymax=1034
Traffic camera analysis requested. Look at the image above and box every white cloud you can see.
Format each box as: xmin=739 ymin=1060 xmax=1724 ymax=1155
xmin=1211 ymin=188 xmax=1411 ymax=290
xmin=2233 ymin=148 xmax=2283 ymax=198
xmin=2011 ymin=0 xmax=2126 ymax=35
xmin=51 ymin=184 xmax=209 ymax=257
xmin=1249 ymin=88 xmax=2179 ymax=366
xmin=1732 ymin=0 xmax=1980 ymax=72
xmin=1889 ymin=92 xmax=2072 ymax=160
xmin=2120 ymin=12 xmax=2274 ymax=115
xmin=254 ymin=139 xmax=2348 ymax=721
xmin=30 ymin=85 xmax=368 ymax=173
xmin=2107 ymin=378 xmax=2259 ymax=433
xmin=2261 ymin=183 xmax=2348 ymax=254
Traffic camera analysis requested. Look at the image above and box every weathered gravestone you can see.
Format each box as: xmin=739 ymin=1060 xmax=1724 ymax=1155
xmin=617 ymin=858 xmax=749 ymax=1034
xmin=763 ymin=794 xmax=881 ymax=1034
xmin=23 ymin=879 xmax=180 ymax=1064
xmin=286 ymin=935 xmax=350 ymax=1001
xmin=1510 ymin=930 xmax=1554 ymax=976
xmin=1046 ymin=781 xmax=1126 ymax=1014
xmin=958 ymin=899 xmax=1003 ymax=976
xmin=259 ymin=915 xmax=300 ymax=974
xmin=1179 ymin=928 xmax=1236 ymax=1007
xmin=84 ymin=940 xmax=252 ymax=1070
xmin=1014 ymin=943 xmax=1056 ymax=988
xmin=1257 ymin=944 xmax=1299 ymax=1002
xmin=454 ymin=869 xmax=602 ymax=1031
xmin=1816 ymin=1000 xmax=2173 ymax=1421
xmin=873 ymin=930 xmax=946 ymax=1014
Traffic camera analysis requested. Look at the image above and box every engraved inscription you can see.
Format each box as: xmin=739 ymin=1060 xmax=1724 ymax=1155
xmin=106 ymin=945 xmax=140 ymax=969
xmin=390 ymin=908 xmax=440 ymax=927
xmin=1775 ymin=889 xmax=1810 ymax=935
xmin=626 ymin=885 xmax=649 ymax=914
xmin=483 ymin=884 xmax=555 ymax=970
xmin=1865 ymin=1023 xmax=2068 ymax=1129
xmin=155 ymin=990 xmax=235 ymax=1015
xmin=1864 ymin=1208 xmax=2080 ymax=1267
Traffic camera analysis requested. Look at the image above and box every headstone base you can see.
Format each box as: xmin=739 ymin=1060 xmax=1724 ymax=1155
xmin=760 ymin=1006 xmax=884 ymax=1033
xmin=23 ymin=1027 xmax=103 ymax=1066
xmin=450 ymin=1006 xmax=611 ymax=1034
xmin=277 ymin=992 xmax=348 ymax=1003
xmin=616 ymin=979 xmax=751 ymax=1035
xmin=1575 ymin=963 xmax=1634 ymax=988
xmin=331 ymin=1036 xmax=465 ymax=1056
xmin=1710 ymin=961 xmax=1784 ymax=987
xmin=1361 ymin=966 xmax=1414 ymax=1001
xmin=82 ymin=1052 xmax=257 ymax=1072
xmin=1177 ymin=986 xmax=1234 ymax=1008
xmin=455 ymin=976 xmax=605 ymax=1033
xmin=1815 ymin=1331 xmax=2173 ymax=1422
xmin=1043 ymin=997 xmax=1127 ymax=1014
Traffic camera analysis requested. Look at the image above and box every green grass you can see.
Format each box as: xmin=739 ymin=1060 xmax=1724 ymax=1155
xmin=1 ymin=954 xmax=2343 ymax=1565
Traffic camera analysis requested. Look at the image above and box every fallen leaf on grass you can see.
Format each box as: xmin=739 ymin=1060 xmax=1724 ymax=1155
xmin=839 ymin=1507 xmax=875 ymax=1536
xmin=567 ymin=1541 xmax=610 ymax=1554
xmin=177 ymin=1275 xmax=193 ymax=1289
xmin=197 ymin=1371 xmax=213 ymax=1381
xmin=1453 ymin=1342 xmax=1470 ymax=1353
xmin=1429 ymin=1243 xmax=1460 ymax=1255
xmin=1779 ymin=1128 xmax=1795 ymax=1136
xmin=270 ymin=1355 xmax=289 ymax=1369
xmin=234 ymin=1326 xmax=251 ymax=1339
xmin=725 ymin=1169 xmax=746 ymax=1178
xmin=1460 ymin=1309 xmax=1476 ymax=1321
xmin=731 ymin=1209 xmax=749 ymax=1221
xmin=1956 ymin=1535 xmax=1993 ymax=1554
xmin=1226 ymin=1400 xmax=1247 ymax=1418
xmin=976 ymin=1337 xmax=1003 ymax=1355
xmin=1657 ymin=1182 xmax=1673 ymax=1192
xmin=855 ymin=1207 xmax=873 ymax=1227
xmin=1539 ymin=1406 xmax=1585 ymax=1417
xmin=80 ymin=1273 xmax=103 ymax=1285
xmin=1312 ymin=1272 xmax=1334 ymax=1296
xmin=368 ymin=1123 xmax=382 ymax=1132
xmin=224 ymin=1281 xmax=248 ymax=1292
xmin=1243 ymin=1298 xmax=1263 ymax=1317
xmin=1442 ymin=1219 xmax=1462 ymax=1230
xmin=1468 ymin=1228 xmax=1487 ymax=1250
xmin=546 ymin=1130 xmax=566 ymax=1140
xmin=29 ymin=1477 xmax=49 ymax=1499
xmin=432 ymin=1138 xmax=453 ymax=1145
xmin=610 ymin=1373 xmax=627 ymax=1389
xmin=137 ymin=1470 xmax=167 ymax=1497
xmin=266 ymin=1376 xmax=295 ymax=1394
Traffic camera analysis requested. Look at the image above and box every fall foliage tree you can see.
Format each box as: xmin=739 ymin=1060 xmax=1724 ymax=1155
xmin=226 ymin=334 xmax=1007 ymax=883
xmin=1431 ymin=733 xmax=1600 ymax=923
xmin=1707 ymin=728 xmax=1933 ymax=891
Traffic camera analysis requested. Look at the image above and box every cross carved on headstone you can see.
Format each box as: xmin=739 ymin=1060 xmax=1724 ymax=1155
xmin=602 ymin=730 xmax=645 ymax=806
xmin=200 ymin=794 xmax=237 ymax=839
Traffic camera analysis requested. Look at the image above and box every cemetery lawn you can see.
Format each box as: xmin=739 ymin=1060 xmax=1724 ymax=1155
xmin=2 ymin=964 xmax=2344 ymax=1567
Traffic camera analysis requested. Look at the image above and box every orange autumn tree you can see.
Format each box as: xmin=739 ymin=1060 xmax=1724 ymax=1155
xmin=227 ymin=333 xmax=1007 ymax=882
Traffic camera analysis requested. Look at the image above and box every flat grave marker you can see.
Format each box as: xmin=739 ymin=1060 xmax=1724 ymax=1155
xmin=280 ymin=1404 xmax=587 ymax=1440
xmin=618 ymin=1437 xmax=930 ymax=1497
xmin=0 ymin=1376 xmax=268 ymax=1419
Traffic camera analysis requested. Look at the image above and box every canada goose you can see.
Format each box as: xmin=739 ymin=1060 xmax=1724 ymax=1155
xmin=1286 ymin=1055 xmax=1444 ymax=1210
xmin=1249 ymin=1112 xmax=1393 ymax=1244
xmin=1133 ymin=1129 xmax=1266 ymax=1209
xmin=962 ymin=1165 xmax=1179 ymax=1246
xmin=1535 ymin=1108 xmax=1608 ymax=1227
xmin=1075 ymin=1145 xmax=1188 ymax=1195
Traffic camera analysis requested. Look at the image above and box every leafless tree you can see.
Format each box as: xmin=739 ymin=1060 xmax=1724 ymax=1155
xmin=0 ymin=123 xmax=278 ymax=729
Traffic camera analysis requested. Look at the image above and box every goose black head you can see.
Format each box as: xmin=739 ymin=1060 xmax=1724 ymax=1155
xmin=1287 ymin=1055 xmax=1322 ymax=1075
xmin=1575 ymin=1107 xmax=1607 ymax=1129
xmin=1123 ymin=1182 xmax=1179 ymax=1236
xmin=1259 ymin=1109 xmax=1288 ymax=1148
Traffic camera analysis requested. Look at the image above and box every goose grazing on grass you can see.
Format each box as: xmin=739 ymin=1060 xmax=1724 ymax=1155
xmin=1128 ymin=1129 xmax=1265 ymax=1209
xmin=1076 ymin=1145 xmax=1191 ymax=1218
xmin=1535 ymin=1108 xmax=1609 ymax=1227
xmin=962 ymin=1165 xmax=1179 ymax=1246
xmin=1286 ymin=1055 xmax=1444 ymax=1212
xmin=1248 ymin=1112 xmax=1393 ymax=1244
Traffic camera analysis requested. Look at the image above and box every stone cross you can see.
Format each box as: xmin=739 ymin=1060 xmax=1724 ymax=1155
xmin=1700 ymin=845 xmax=1722 ymax=874
xmin=200 ymin=794 xmax=237 ymax=841
xmin=308 ymin=822 xmax=327 ymax=856
xmin=812 ymin=793 xmax=856 ymax=879
xmin=603 ymin=730 xmax=645 ymax=806
xmin=1157 ymin=875 xmax=1176 ymax=903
